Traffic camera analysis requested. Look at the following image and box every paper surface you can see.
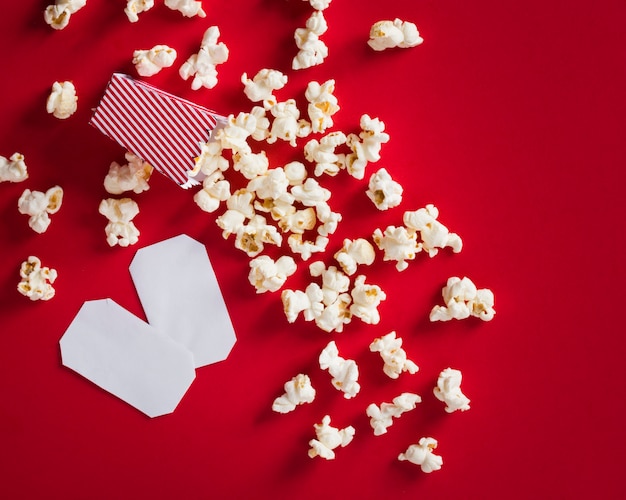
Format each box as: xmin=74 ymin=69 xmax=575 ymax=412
xmin=59 ymin=299 xmax=196 ymax=418
xmin=129 ymin=234 xmax=237 ymax=368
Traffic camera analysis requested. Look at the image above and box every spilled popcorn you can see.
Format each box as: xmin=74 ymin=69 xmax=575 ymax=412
xmin=124 ymin=0 xmax=154 ymax=22
xmin=17 ymin=256 xmax=57 ymax=301
xmin=98 ymin=198 xmax=140 ymax=247
xmin=0 ymin=153 xmax=28 ymax=183
xmin=46 ymin=81 xmax=78 ymax=119
xmin=293 ymin=10 xmax=328 ymax=70
xmin=272 ymin=373 xmax=316 ymax=413
xmin=248 ymin=255 xmax=297 ymax=293
xmin=366 ymin=167 xmax=403 ymax=210
xmin=433 ymin=368 xmax=470 ymax=413
xmin=133 ymin=45 xmax=177 ymax=77
xmin=367 ymin=19 xmax=423 ymax=51
xmin=398 ymin=437 xmax=443 ymax=473
xmin=319 ymin=340 xmax=360 ymax=399
xmin=164 ymin=0 xmax=206 ymax=18
xmin=430 ymin=276 xmax=495 ymax=322
xmin=308 ymin=415 xmax=355 ymax=460
xmin=44 ymin=0 xmax=87 ymax=30
xmin=180 ymin=26 xmax=228 ymax=90
xmin=104 ymin=152 xmax=153 ymax=195
xmin=18 ymin=186 xmax=64 ymax=234
xmin=366 ymin=392 xmax=421 ymax=436
xmin=369 ymin=331 xmax=418 ymax=379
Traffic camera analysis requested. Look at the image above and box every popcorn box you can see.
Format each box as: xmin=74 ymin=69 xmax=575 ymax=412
xmin=90 ymin=73 xmax=224 ymax=188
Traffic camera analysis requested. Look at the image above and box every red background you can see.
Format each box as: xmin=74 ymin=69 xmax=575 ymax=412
xmin=1 ymin=1 xmax=625 ymax=498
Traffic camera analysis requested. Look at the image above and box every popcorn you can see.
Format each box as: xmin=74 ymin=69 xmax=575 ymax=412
xmin=234 ymin=214 xmax=283 ymax=257
xmin=241 ymin=69 xmax=288 ymax=103
xmin=304 ymin=132 xmax=347 ymax=177
xmin=180 ymin=26 xmax=228 ymax=90
xmin=291 ymin=178 xmax=331 ymax=207
xmin=281 ymin=283 xmax=324 ymax=323
xmin=278 ymin=207 xmax=316 ymax=234
xmin=319 ymin=340 xmax=360 ymax=399
xmin=216 ymin=189 xmax=256 ymax=238
xmin=248 ymin=255 xmax=297 ymax=293
xmin=17 ymin=186 xmax=63 ymax=234
xmin=164 ymin=0 xmax=206 ymax=18
xmin=429 ymin=276 xmax=495 ymax=322
xmin=193 ymin=170 xmax=231 ymax=213
xmin=190 ymin=140 xmax=229 ymax=178
xmin=287 ymin=234 xmax=329 ymax=261
xmin=17 ymin=256 xmax=58 ymax=301
xmin=247 ymin=168 xmax=291 ymax=204
xmin=293 ymin=11 xmax=328 ymax=70
xmin=305 ymin=0 xmax=331 ymax=10
xmin=309 ymin=262 xmax=350 ymax=306
xmin=403 ymin=204 xmax=462 ymax=257
xmin=217 ymin=112 xmax=258 ymax=154
xmin=372 ymin=225 xmax=419 ymax=272
xmin=249 ymin=106 xmax=271 ymax=141
xmin=367 ymin=19 xmax=423 ymax=51
xmin=305 ymin=80 xmax=340 ymax=134
xmin=345 ymin=115 xmax=390 ymax=179
xmin=366 ymin=167 xmax=403 ymax=210
xmin=0 ymin=153 xmax=28 ymax=183
xmin=315 ymin=202 xmax=341 ymax=237
xmin=398 ymin=437 xmax=443 ymax=473
xmin=44 ymin=0 xmax=87 ymax=30
xmin=46 ymin=81 xmax=78 ymax=120
xmin=266 ymin=100 xmax=305 ymax=147
xmin=133 ymin=45 xmax=177 ymax=77
xmin=369 ymin=331 xmax=418 ymax=379
xmin=232 ymin=151 xmax=269 ymax=180
xmin=124 ymin=0 xmax=154 ymax=22
xmin=314 ymin=292 xmax=352 ymax=333
xmin=349 ymin=275 xmax=386 ymax=325
xmin=98 ymin=198 xmax=140 ymax=247
xmin=272 ymin=373 xmax=316 ymax=413
xmin=284 ymin=161 xmax=307 ymax=186
xmin=366 ymin=393 xmax=421 ymax=436
xmin=104 ymin=152 xmax=153 ymax=194
xmin=308 ymin=415 xmax=355 ymax=460
xmin=434 ymin=368 xmax=471 ymax=413
xmin=333 ymin=238 xmax=375 ymax=276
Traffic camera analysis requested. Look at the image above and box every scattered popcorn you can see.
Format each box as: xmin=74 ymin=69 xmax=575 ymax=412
xmin=193 ymin=170 xmax=231 ymax=213
xmin=305 ymin=80 xmax=339 ymax=134
xmin=247 ymin=167 xmax=291 ymax=204
xmin=17 ymin=186 xmax=63 ymax=234
xmin=44 ymin=0 xmax=87 ymax=30
xmin=319 ymin=341 xmax=360 ymax=399
xmin=308 ymin=415 xmax=355 ymax=460
xmin=233 ymin=150 xmax=269 ymax=180
xmin=366 ymin=392 xmax=421 ymax=436
xmin=124 ymin=0 xmax=154 ymax=22
xmin=309 ymin=262 xmax=349 ymax=306
xmin=241 ymin=69 xmax=288 ymax=103
xmin=248 ymin=255 xmax=297 ymax=293
xmin=0 ymin=153 xmax=28 ymax=183
xmin=287 ymin=233 xmax=329 ymax=261
xmin=367 ymin=19 xmax=423 ymax=51
xmin=366 ymin=167 xmax=403 ymax=210
xmin=133 ymin=45 xmax=177 ymax=77
xmin=104 ymin=152 xmax=153 ymax=194
xmin=46 ymin=81 xmax=78 ymax=120
xmin=17 ymin=256 xmax=58 ymax=301
xmin=180 ymin=26 xmax=228 ymax=90
xmin=345 ymin=115 xmax=390 ymax=180
xmin=98 ymin=198 xmax=140 ymax=247
xmin=333 ymin=238 xmax=375 ymax=276
xmin=304 ymin=132 xmax=347 ymax=177
xmin=284 ymin=161 xmax=307 ymax=186
xmin=434 ymin=367 xmax=471 ymax=413
xmin=293 ymin=11 xmax=328 ymax=70
xmin=398 ymin=437 xmax=443 ymax=473
xmin=281 ymin=283 xmax=324 ymax=323
xmin=216 ymin=189 xmax=256 ymax=238
xmin=266 ymin=100 xmax=306 ymax=147
xmin=217 ymin=112 xmax=258 ymax=154
xmin=349 ymin=275 xmax=386 ymax=324
xmin=306 ymin=0 xmax=331 ymax=10
xmin=429 ymin=276 xmax=495 ymax=322
xmin=372 ymin=225 xmax=419 ymax=272
xmin=369 ymin=331 xmax=418 ymax=379
xmin=291 ymin=178 xmax=331 ymax=207
xmin=190 ymin=139 xmax=230 ymax=178
xmin=315 ymin=202 xmax=341 ymax=237
xmin=164 ymin=0 xmax=206 ymax=18
xmin=249 ymin=106 xmax=271 ymax=141
xmin=235 ymin=214 xmax=283 ymax=257
xmin=272 ymin=373 xmax=316 ymax=413
xmin=278 ymin=207 xmax=316 ymax=234
xmin=403 ymin=204 xmax=462 ymax=257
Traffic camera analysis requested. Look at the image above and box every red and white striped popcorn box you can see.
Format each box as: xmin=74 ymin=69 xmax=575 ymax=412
xmin=90 ymin=73 xmax=225 ymax=188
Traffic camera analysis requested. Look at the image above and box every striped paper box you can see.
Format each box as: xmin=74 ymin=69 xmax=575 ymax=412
xmin=90 ymin=73 xmax=225 ymax=188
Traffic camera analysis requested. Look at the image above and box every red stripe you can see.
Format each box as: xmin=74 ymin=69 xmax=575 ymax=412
xmin=89 ymin=73 xmax=222 ymax=186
